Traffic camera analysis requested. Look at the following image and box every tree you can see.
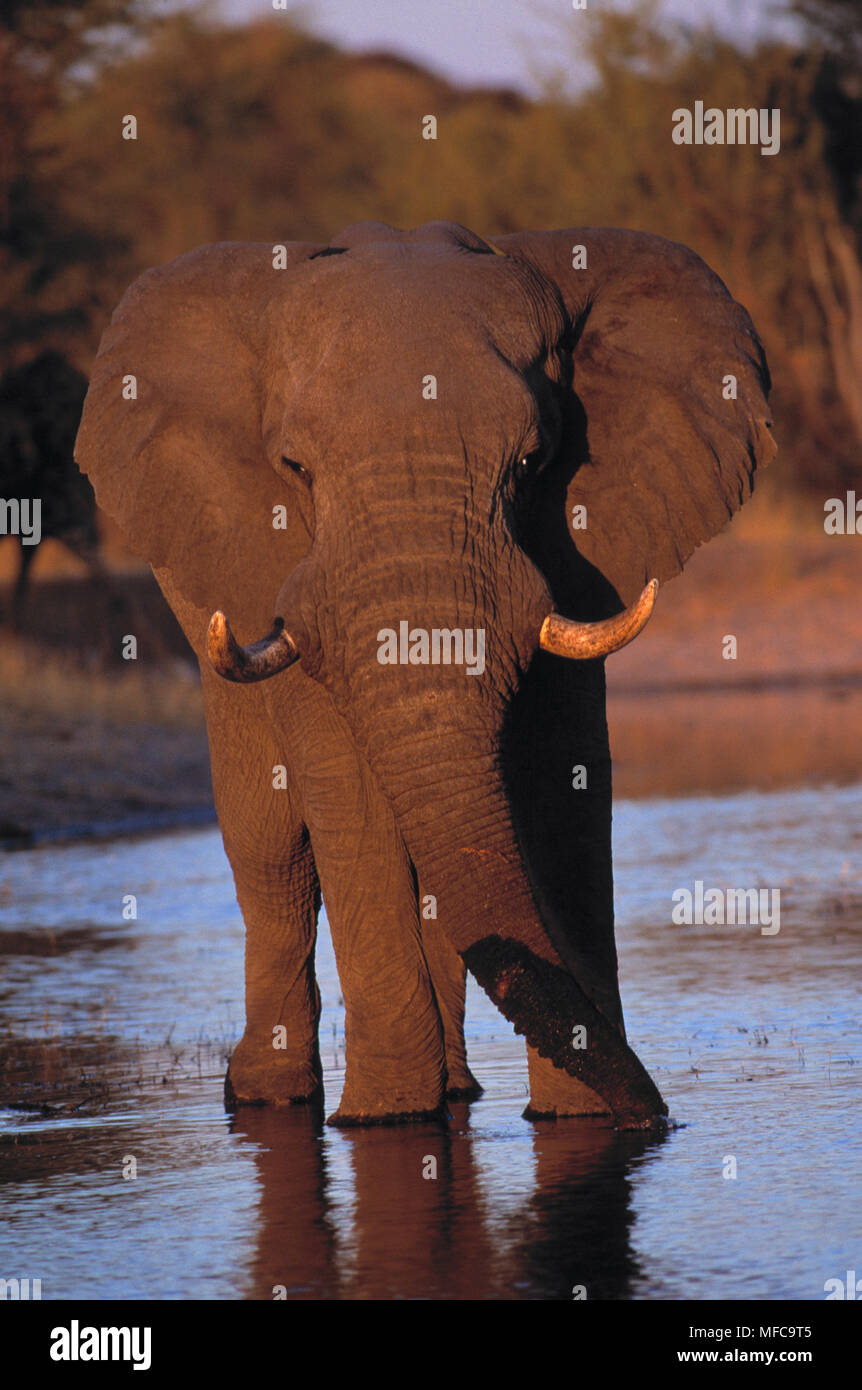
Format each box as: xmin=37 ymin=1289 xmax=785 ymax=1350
xmin=789 ymin=0 xmax=862 ymax=66
xmin=0 ymin=0 xmax=150 ymax=364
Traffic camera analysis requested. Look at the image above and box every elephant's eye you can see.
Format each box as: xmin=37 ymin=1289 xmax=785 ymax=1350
xmin=280 ymin=455 xmax=311 ymax=485
xmin=517 ymin=449 xmax=544 ymax=477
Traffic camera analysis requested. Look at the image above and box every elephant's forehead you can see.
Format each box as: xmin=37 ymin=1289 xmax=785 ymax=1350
xmin=265 ymin=256 xmax=551 ymax=464
xmin=270 ymin=241 xmax=561 ymax=371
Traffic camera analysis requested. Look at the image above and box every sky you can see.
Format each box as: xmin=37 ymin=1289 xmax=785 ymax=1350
xmin=203 ymin=0 xmax=802 ymax=95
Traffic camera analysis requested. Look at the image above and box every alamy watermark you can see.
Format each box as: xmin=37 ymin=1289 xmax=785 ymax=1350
xmin=824 ymin=1269 xmax=860 ymax=1299
xmin=1 ymin=1276 xmax=41 ymax=1299
xmin=672 ymin=880 xmax=781 ymax=935
xmin=824 ymin=492 xmax=862 ymax=534
xmin=672 ymin=102 xmax=780 ymax=156
xmin=377 ymin=622 xmax=485 ymax=676
xmin=0 ymin=498 xmax=41 ymax=545
xmin=50 ymin=1322 xmax=151 ymax=1371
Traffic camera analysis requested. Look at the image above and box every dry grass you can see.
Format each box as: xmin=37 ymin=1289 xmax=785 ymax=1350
xmin=0 ymin=638 xmax=204 ymax=729
xmin=0 ymin=574 xmax=211 ymax=840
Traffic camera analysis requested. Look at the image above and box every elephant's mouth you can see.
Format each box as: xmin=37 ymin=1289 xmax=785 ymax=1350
xmin=205 ymin=579 xmax=659 ymax=683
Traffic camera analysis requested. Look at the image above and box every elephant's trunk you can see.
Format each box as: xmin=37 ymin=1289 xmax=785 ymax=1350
xmin=353 ymin=713 xmax=667 ymax=1128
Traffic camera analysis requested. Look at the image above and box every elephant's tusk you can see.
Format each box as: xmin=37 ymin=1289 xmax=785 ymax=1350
xmin=539 ymin=580 xmax=659 ymax=660
xmin=207 ymin=611 xmax=300 ymax=683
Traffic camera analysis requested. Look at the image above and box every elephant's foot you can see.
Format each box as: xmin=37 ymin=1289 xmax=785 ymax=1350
xmin=326 ymin=1102 xmax=448 ymax=1127
xmin=522 ymin=1100 xmax=610 ymax=1119
xmin=327 ymin=1070 xmax=448 ymax=1126
xmin=524 ymin=1045 xmax=611 ymax=1118
xmin=444 ymin=1062 xmax=483 ymax=1101
xmin=224 ymin=1035 xmax=323 ymax=1109
xmin=445 ymin=1080 xmax=483 ymax=1101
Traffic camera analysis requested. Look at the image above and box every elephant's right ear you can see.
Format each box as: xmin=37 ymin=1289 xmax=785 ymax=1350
xmin=75 ymin=242 xmax=325 ymax=640
xmin=493 ymin=228 xmax=777 ymax=612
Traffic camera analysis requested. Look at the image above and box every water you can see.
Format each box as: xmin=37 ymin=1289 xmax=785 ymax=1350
xmin=1 ymin=784 xmax=860 ymax=1300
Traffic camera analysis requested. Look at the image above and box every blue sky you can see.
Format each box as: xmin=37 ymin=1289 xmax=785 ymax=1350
xmin=200 ymin=0 xmax=802 ymax=94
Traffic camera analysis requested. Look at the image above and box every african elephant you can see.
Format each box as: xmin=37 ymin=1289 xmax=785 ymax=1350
xmin=75 ymin=220 xmax=774 ymax=1128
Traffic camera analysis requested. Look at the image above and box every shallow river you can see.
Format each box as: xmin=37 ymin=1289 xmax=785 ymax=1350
xmin=1 ymin=784 xmax=860 ymax=1300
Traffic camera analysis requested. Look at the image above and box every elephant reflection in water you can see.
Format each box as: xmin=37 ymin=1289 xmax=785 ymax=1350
xmin=77 ymin=221 xmax=774 ymax=1128
xmin=234 ymin=1104 xmax=660 ymax=1300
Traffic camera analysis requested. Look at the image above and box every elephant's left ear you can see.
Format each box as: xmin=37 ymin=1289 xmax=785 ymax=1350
xmin=493 ymin=228 xmax=777 ymax=611
xmin=75 ymin=240 xmax=340 ymax=651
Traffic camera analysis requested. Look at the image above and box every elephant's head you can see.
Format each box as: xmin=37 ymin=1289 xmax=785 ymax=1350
xmin=76 ymin=221 xmax=774 ymax=1126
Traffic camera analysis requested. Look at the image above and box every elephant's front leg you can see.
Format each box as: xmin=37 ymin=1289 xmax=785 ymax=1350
xmin=299 ymin=738 xmax=448 ymax=1124
xmin=419 ymin=914 xmax=482 ymax=1099
xmin=201 ymin=670 xmax=324 ymax=1107
xmin=225 ymin=826 xmax=323 ymax=1107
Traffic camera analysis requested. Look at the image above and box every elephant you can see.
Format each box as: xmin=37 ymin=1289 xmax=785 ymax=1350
xmin=0 ymin=351 xmax=98 ymax=624
xmin=75 ymin=220 xmax=775 ymax=1129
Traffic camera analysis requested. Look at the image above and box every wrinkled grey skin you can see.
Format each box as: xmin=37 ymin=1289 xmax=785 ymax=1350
xmin=76 ymin=221 xmax=775 ymax=1127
